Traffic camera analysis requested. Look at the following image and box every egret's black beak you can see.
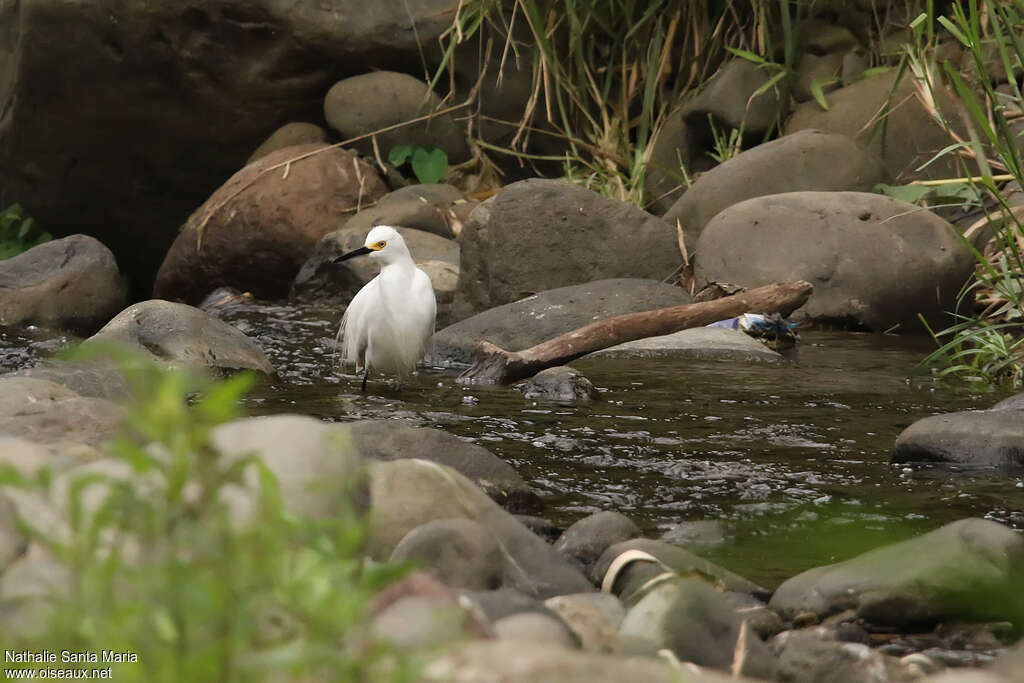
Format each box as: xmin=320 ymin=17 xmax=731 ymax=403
xmin=333 ymin=246 xmax=373 ymax=263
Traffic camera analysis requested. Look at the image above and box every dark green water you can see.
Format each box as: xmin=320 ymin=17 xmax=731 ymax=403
xmin=229 ymin=302 xmax=1023 ymax=588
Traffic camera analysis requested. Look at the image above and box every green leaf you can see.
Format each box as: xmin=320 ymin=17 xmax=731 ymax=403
xmin=388 ymin=144 xmax=414 ymax=167
xmin=726 ymin=47 xmax=767 ymax=65
xmin=410 ymin=146 xmax=448 ymax=184
xmin=938 ymin=16 xmax=972 ymax=47
xmin=809 ymin=80 xmax=830 ymax=111
xmin=873 ymin=183 xmax=934 ymax=204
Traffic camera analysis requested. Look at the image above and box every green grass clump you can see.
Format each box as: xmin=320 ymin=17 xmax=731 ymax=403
xmin=904 ymin=2 xmax=1024 ymax=386
xmin=0 ymin=203 xmax=51 ymax=259
xmin=0 ymin=347 xmax=412 ymax=682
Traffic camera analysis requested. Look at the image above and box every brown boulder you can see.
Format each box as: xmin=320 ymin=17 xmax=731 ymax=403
xmin=154 ymin=144 xmax=387 ymax=303
xmin=785 ymin=70 xmax=963 ymax=181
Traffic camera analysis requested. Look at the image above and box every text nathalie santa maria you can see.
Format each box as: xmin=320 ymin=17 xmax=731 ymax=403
xmin=5 ymin=652 xmax=137 ymax=665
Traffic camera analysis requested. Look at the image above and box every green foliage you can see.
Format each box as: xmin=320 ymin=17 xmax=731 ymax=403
xmin=0 ymin=345 xmax=412 ymax=682
xmin=388 ymin=144 xmax=449 ymax=184
xmin=906 ymin=2 xmax=1024 ymax=386
xmin=435 ymin=1 xmax=809 ymax=207
xmin=873 ymin=181 xmax=986 ymax=208
xmin=706 ymin=115 xmax=745 ymax=164
xmin=0 ymin=203 xmax=51 ymax=260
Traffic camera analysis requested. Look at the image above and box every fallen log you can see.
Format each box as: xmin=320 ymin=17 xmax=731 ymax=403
xmin=456 ymin=280 xmax=813 ymax=386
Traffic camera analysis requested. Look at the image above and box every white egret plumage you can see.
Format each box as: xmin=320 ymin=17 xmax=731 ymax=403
xmin=334 ymin=225 xmax=437 ymax=391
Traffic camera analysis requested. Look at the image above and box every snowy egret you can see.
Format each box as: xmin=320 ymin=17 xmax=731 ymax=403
xmin=334 ymin=225 xmax=437 ymax=391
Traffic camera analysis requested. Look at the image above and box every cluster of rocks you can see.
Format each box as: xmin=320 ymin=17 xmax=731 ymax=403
xmin=3 ymin=400 xmax=1023 ymax=681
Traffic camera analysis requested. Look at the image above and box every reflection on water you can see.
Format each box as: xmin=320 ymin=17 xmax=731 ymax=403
xmin=227 ymin=302 xmax=1023 ymax=587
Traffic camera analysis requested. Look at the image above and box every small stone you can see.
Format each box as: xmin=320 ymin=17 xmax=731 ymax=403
xmin=520 ymin=367 xmax=599 ymax=402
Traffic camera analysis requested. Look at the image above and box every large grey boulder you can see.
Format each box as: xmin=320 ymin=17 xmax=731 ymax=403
xmin=433 ymin=279 xmax=690 ymax=366
xmin=0 ymin=377 xmax=121 ymax=449
xmin=893 ymin=407 xmax=1024 ymax=468
xmin=368 ymin=459 xmax=592 ymax=599
xmin=0 ymin=235 xmax=125 ymax=334
xmin=453 ymin=180 xmax=681 ymax=319
xmin=210 ymin=414 xmax=368 ymax=519
xmin=154 ymin=144 xmax=388 ymax=303
xmin=341 ymin=420 xmax=536 ymax=511
xmin=0 ymin=0 xmax=462 ymax=287
xmin=588 ymin=326 xmax=782 ymax=363
xmin=769 ymin=518 xmax=1024 ymax=628
xmin=664 ymin=130 xmax=888 ymax=251
xmin=86 ymin=300 xmax=274 ymax=374
xmin=785 ymin=70 xmax=963 ymax=181
xmin=694 ymin=191 xmax=974 ymax=333
xmin=324 ymin=72 xmax=470 ymax=163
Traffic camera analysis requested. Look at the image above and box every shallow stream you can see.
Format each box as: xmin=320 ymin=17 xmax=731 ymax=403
xmin=209 ymin=302 xmax=1024 ymax=589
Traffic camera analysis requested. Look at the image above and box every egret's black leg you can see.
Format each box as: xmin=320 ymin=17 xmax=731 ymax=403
xmin=361 ymin=371 xmax=368 ymax=393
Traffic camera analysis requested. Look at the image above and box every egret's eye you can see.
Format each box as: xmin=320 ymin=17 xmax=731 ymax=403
xmin=376 ymin=241 xmax=387 ymax=249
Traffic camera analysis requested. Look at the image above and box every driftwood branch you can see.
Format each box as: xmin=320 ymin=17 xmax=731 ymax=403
xmin=456 ymin=280 xmax=814 ymax=385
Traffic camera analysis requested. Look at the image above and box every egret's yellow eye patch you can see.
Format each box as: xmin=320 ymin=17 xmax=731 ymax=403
xmin=368 ymin=240 xmax=387 ymax=250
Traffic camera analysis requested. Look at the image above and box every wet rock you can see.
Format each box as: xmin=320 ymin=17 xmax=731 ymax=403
xmin=290 ymin=224 xmax=458 ymax=319
xmin=694 ymin=191 xmax=974 ymax=333
xmin=86 ymin=300 xmax=274 ymax=374
xmin=661 ymin=520 xmax=729 ymax=548
xmin=459 ymin=586 xmax=558 ymax=623
xmin=343 ymin=420 xmax=536 ymax=511
xmin=0 ymin=235 xmax=126 ymax=335
xmin=210 ymin=414 xmax=368 ymax=519
xmin=154 ymin=144 xmax=387 ymax=304
xmin=769 ymin=518 xmax=1024 ymax=628
xmin=514 ymin=515 xmax=563 ymax=543
xmin=595 ymin=538 xmax=768 ymax=599
xmin=0 ymin=377 xmax=121 ymax=449
xmin=391 ymin=518 xmax=503 ymax=591
xmin=453 ymin=180 xmax=681 ymax=320
xmin=663 ymin=130 xmax=888 ymax=251
xmin=324 ymin=71 xmax=470 ymax=164
xmin=544 ymin=593 xmax=625 ymax=653
xmin=723 ymin=591 xmax=785 ymax=640
xmin=493 ymin=611 xmax=580 ymax=649
xmin=433 ymin=279 xmax=690 ymax=366
xmin=421 ymin=640 xmax=739 ymax=683
xmin=588 ymin=327 xmax=783 ymax=363
xmin=771 ymin=629 xmax=896 ymax=683
xmin=371 ymin=594 xmax=484 ymax=650
xmin=339 ymin=184 xmax=470 ymax=241
xmin=892 ymin=407 xmax=1024 ymax=468
xmin=993 ymin=392 xmax=1024 ymax=411
xmin=368 ymin=459 xmax=592 ymax=599
xmin=682 ymin=58 xmax=787 ymax=136
xmin=618 ymin=579 xmax=776 ymax=678
xmin=247 ymin=122 xmax=328 ymax=163
xmin=785 ymin=70 xmax=964 ymax=180
xmin=554 ymin=511 xmax=641 ymax=575
xmin=0 ymin=0 xmax=462 ymax=288
xmin=8 ymin=360 xmax=131 ymax=401
xmin=520 ymin=367 xmax=599 ymax=402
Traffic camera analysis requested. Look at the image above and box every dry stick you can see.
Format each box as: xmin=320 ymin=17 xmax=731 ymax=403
xmin=193 ymin=99 xmax=474 ymax=250
xmin=457 ymin=280 xmax=814 ymax=386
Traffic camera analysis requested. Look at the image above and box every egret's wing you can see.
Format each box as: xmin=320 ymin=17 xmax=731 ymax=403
xmin=336 ymin=277 xmax=377 ymax=371
xmin=410 ymin=268 xmax=438 ymax=364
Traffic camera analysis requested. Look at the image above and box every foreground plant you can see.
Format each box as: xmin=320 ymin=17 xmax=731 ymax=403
xmin=0 ymin=347 xmax=411 ymax=682
xmin=906 ymin=1 xmax=1024 ymax=386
